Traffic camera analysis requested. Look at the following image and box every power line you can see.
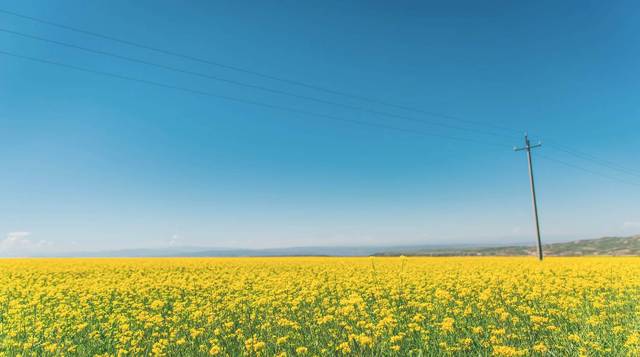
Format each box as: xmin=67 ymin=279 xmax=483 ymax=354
xmin=518 ymin=132 xmax=640 ymax=182
xmin=537 ymin=153 xmax=640 ymax=187
xmin=0 ymin=27 xmax=517 ymax=140
xmin=0 ymin=8 xmax=521 ymax=136
xmin=0 ymin=49 xmax=509 ymax=149
xmin=2 ymin=8 xmax=638 ymax=189
xmin=545 ymin=140 xmax=640 ymax=179
xmin=2 ymin=50 xmax=638 ymax=191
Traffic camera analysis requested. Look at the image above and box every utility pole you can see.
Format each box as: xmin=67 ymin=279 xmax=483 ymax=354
xmin=515 ymin=133 xmax=544 ymax=261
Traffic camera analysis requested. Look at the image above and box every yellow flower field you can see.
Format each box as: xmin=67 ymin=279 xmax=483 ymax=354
xmin=0 ymin=257 xmax=639 ymax=356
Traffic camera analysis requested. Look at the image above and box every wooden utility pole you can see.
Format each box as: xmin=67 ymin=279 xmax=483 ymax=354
xmin=515 ymin=133 xmax=543 ymax=260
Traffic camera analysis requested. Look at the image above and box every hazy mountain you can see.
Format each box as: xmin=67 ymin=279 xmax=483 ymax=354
xmin=29 ymin=235 xmax=640 ymax=258
xmin=45 ymin=243 xmax=488 ymax=258
xmin=373 ymin=235 xmax=640 ymax=257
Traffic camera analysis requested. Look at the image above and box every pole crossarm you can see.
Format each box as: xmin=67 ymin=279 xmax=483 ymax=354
xmin=514 ymin=134 xmax=542 ymax=152
xmin=514 ymin=143 xmax=541 ymax=151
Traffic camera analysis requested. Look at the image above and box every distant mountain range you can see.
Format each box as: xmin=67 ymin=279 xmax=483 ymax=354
xmin=53 ymin=244 xmax=478 ymax=258
xmin=45 ymin=235 xmax=640 ymax=258
xmin=373 ymin=235 xmax=640 ymax=257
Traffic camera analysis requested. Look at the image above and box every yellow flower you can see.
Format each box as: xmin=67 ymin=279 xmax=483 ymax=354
xmin=337 ymin=342 xmax=351 ymax=354
xmin=625 ymin=332 xmax=639 ymax=347
xmin=533 ymin=342 xmax=548 ymax=353
xmin=295 ymin=346 xmax=308 ymax=354
xmin=356 ymin=335 xmax=373 ymax=347
xmin=492 ymin=345 xmax=526 ymax=356
xmin=209 ymin=344 xmax=221 ymax=355
xmin=0 ymin=256 xmax=638 ymax=356
xmin=568 ymin=334 xmax=580 ymax=342
xmin=440 ymin=317 xmax=455 ymax=332
xmin=253 ymin=341 xmax=266 ymax=352
xmin=149 ymin=300 xmax=165 ymax=310
xmin=459 ymin=338 xmax=472 ymax=349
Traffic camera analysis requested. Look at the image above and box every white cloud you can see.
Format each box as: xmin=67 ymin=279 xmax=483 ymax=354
xmin=0 ymin=232 xmax=53 ymax=257
xmin=623 ymin=221 xmax=640 ymax=228
xmin=168 ymin=234 xmax=182 ymax=247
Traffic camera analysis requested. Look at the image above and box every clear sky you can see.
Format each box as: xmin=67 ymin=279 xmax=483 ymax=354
xmin=1 ymin=0 xmax=639 ymax=255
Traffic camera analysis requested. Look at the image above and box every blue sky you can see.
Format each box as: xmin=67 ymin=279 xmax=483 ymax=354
xmin=1 ymin=0 xmax=639 ymax=254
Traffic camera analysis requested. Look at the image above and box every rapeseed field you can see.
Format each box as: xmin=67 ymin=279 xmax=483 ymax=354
xmin=0 ymin=257 xmax=638 ymax=356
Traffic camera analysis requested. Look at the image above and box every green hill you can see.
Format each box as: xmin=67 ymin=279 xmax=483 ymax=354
xmin=374 ymin=235 xmax=640 ymax=257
